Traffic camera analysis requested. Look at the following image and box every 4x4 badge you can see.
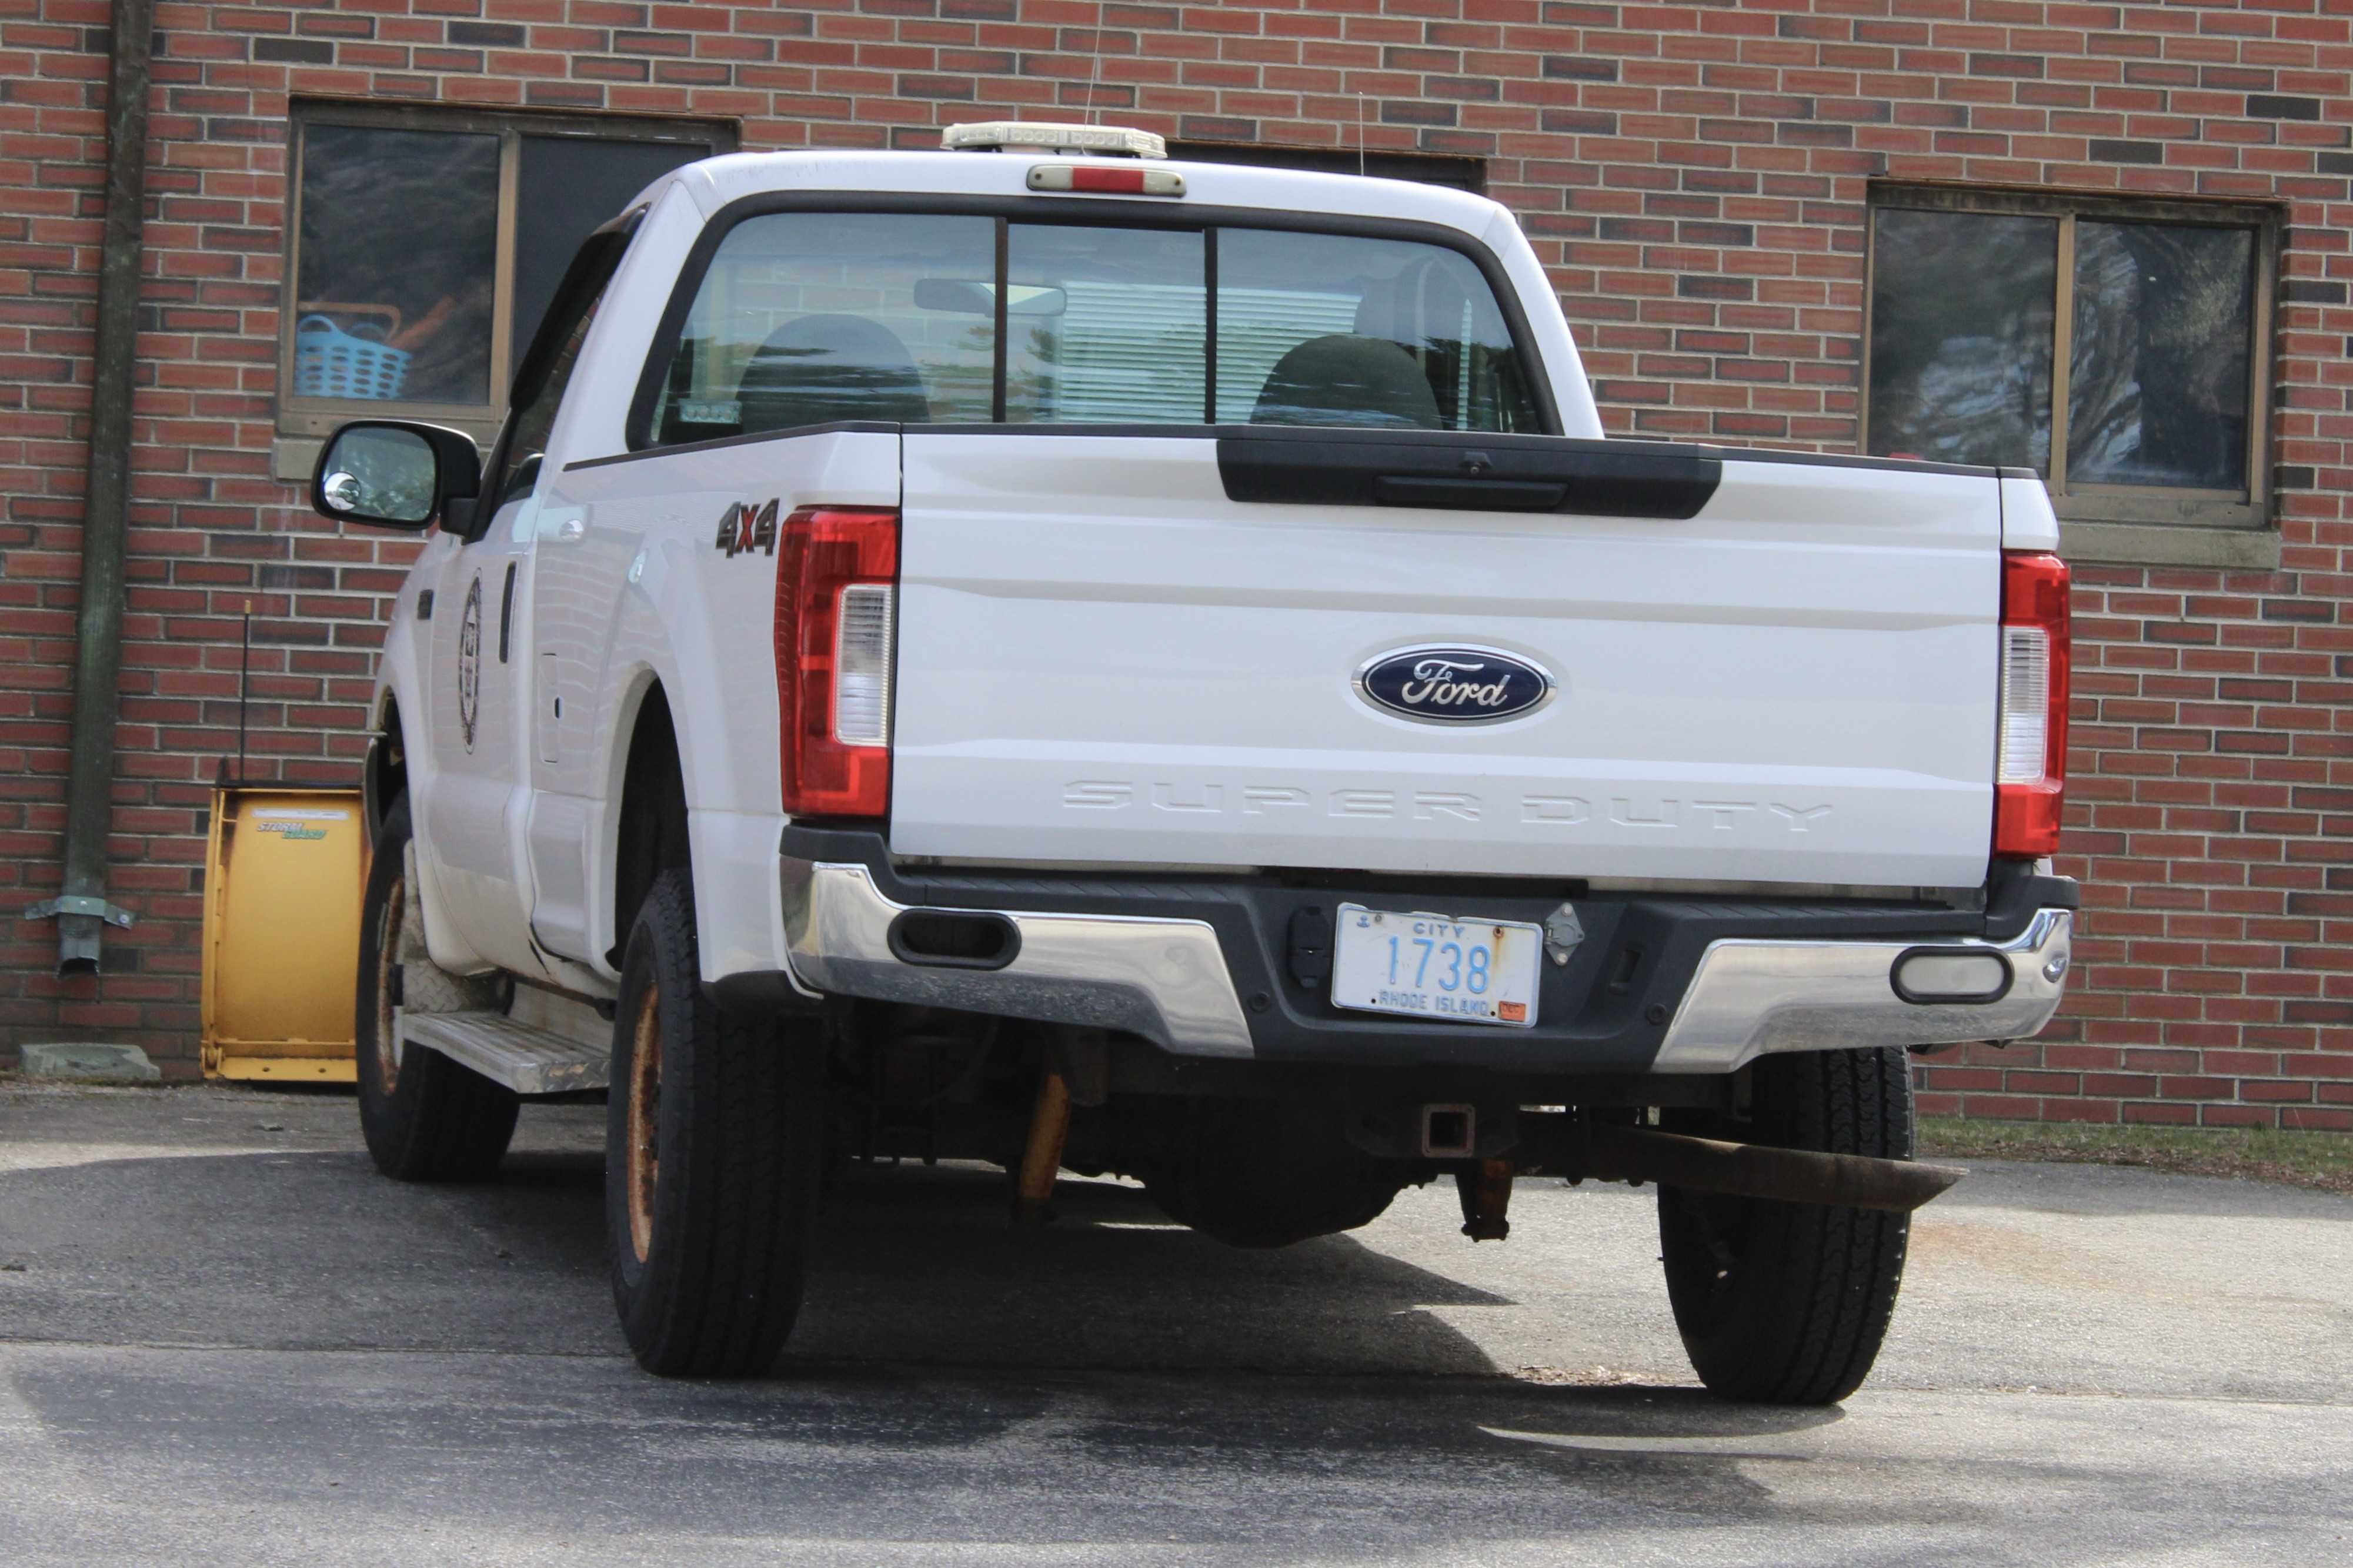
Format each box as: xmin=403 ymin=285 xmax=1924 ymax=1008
xmin=714 ymin=497 xmax=780 ymax=558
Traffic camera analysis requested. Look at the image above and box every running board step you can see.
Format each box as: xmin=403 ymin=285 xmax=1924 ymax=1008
xmin=402 ymin=1011 xmax=609 ymax=1095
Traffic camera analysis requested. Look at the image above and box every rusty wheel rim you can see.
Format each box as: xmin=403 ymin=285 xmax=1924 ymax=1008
xmin=372 ymin=870 xmax=403 ymax=1092
xmin=625 ymin=979 xmax=662 ymax=1265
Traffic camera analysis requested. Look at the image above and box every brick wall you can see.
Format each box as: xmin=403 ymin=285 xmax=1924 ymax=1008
xmin=2 ymin=0 xmax=2348 ymax=1125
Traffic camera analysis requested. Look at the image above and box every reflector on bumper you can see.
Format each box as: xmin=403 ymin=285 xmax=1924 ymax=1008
xmin=1891 ymin=948 xmax=2013 ymax=1004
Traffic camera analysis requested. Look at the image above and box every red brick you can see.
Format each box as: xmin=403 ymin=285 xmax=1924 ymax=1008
xmin=2 ymin=2 xmax=2349 ymax=1113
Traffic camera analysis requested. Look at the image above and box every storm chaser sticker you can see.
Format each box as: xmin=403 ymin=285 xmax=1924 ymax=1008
xmin=715 ymin=498 xmax=780 ymax=558
xmin=457 ymin=574 xmax=483 ymax=752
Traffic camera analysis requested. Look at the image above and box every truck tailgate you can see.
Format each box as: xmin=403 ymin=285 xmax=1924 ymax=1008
xmin=890 ymin=430 xmax=2000 ymax=889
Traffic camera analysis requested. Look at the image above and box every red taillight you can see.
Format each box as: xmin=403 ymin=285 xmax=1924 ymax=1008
xmin=1993 ymin=550 xmax=2070 ymax=858
xmin=775 ymin=506 xmax=899 ymax=818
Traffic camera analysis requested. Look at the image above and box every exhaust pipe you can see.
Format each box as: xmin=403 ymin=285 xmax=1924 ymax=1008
xmin=1519 ymin=1115 xmax=1963 ymax=1213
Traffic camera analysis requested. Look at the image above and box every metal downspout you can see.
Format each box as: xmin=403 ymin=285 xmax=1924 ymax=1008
xmin=54 ymin=0 xmax=156 ymax=974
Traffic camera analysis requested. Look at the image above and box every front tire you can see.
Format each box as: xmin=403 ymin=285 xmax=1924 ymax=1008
xmin=606 ymin=869 xmax=825 ymax=1376
xmin=1657 ymin=1046 xmax=1915 ymax=1405
xmin=354 ymin=796 xmax=519 ymax=1182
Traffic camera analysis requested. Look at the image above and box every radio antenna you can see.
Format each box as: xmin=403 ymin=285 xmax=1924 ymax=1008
xmin=1084 ymin=8 xmax=1105 ymax=126
xmin=1357 ymin=92 xmax=1367 ymax=178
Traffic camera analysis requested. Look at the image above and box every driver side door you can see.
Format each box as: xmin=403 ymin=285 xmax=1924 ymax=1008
xmin=419 ymin=225 xmax=631 ymax=978
xmin=419 ymin=459 xmax=539 ymax=975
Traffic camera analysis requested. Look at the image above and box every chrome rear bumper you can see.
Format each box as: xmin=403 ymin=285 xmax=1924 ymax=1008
xmin=1652 ymin=907 xmax=2071 ymax=1073
xmin=783 ymin=859 xmax=1254 ymax=1057
xmin=780 ymin=847 xmax=2071 ymax=1073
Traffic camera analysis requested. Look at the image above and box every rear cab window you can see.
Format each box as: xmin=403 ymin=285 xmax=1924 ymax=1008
xmin=636 ymin=206 xmax=1546 ymax=446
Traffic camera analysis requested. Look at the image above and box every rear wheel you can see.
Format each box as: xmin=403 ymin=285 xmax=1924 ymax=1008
xmin=1657 ymin=1046 xmax=1914 ymax=1405
xmin=354 ymin=797 xmax=519 ymax=1182
xmin=606 ymin=869 xmax=826 ymax=1376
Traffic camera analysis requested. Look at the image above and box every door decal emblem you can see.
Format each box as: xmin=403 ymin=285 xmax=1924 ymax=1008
xmin=714 ymin=497 xmax=780 ymax=558
xmin=457 ymin=574 xmax=483 ymax=752
xmin=1354 ymin=645 xmax=1554 ymax=724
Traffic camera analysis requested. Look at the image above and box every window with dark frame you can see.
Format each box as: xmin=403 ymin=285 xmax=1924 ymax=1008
xmin=278 ymin=102 xmax=735 ymax=441
xmin=638 ymin=210 xmax=1544 ymax=450
xmin=1864 ymin=185 xmax=2278 ymax=532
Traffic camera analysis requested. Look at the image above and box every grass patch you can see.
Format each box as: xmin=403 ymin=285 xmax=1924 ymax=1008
xmin=1918 ymin=1116 xmax=2353 ymax=1196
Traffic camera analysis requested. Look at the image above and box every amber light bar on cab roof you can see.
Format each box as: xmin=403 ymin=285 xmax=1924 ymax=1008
xmin=942 ymin=121 xmax=1166 ymax=158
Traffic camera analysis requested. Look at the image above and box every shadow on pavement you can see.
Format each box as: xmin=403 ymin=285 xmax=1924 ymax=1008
xmin=0 ymin=1139 xmax=1524 ymax=1380
xmin=793 ymin=1161 xmax=1514 ymax=1376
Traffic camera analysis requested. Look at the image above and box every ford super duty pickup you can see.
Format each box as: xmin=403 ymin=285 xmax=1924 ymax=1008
xmin=311 ymin=122 xmax=2077 ymax=1405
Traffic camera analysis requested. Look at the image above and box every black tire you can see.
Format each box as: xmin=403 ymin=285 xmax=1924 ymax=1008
xmin=1657 ymin=1046 xmax=1915 ymax=1406
xmin=354 ymin=796 xmax=520 ymax=1182
xmin=606 ymin=868 xmax=825 ymax=1377
xmin=1141 ymin=1096 xmax=1406 ymax=1249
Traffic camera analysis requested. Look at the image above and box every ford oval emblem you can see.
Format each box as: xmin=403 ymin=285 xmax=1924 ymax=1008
xmin=1354 ymin=645 xmax=1555 ymax=724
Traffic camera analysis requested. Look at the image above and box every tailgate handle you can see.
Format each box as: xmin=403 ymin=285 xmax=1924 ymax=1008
xmin=1218 ymin=433 xmax=1721 ymax=519
xmin=1372 ymin=476 xmax=1567 ymax=511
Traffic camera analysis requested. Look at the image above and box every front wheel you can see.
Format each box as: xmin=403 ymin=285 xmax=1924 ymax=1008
xmin=1657 ymin=1046 xmax=1915 ymax=1405
xmin=606 ymin=869 xmax=826 ymax=1376
xmin=354 ymin=796 xmax=519 ymax=1182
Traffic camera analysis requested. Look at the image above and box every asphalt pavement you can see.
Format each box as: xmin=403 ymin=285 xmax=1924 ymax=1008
xmin=2 ymin=1081 xmax=2348 ymax=1566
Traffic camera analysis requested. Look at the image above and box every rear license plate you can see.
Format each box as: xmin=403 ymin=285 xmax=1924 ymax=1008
xmin=1330 ymin=904 xmax=1542 ymax=1028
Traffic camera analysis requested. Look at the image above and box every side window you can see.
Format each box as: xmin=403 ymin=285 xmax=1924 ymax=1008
xmin=492 ymin=289 xmax=603 ymax=514
xmin=650 ymin=212 xmax=997 ymax=446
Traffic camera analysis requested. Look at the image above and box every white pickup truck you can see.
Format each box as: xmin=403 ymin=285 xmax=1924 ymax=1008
xmin=312 ymin=122 xmax=2076 ymax=1405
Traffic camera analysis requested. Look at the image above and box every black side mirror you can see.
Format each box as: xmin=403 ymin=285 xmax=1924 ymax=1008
xmin=309 ymin=420 xmax=483 ymax=531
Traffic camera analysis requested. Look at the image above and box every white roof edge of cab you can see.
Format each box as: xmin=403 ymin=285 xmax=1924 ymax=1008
xmin=657 ymin=148 xmax=1514 ymax=236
